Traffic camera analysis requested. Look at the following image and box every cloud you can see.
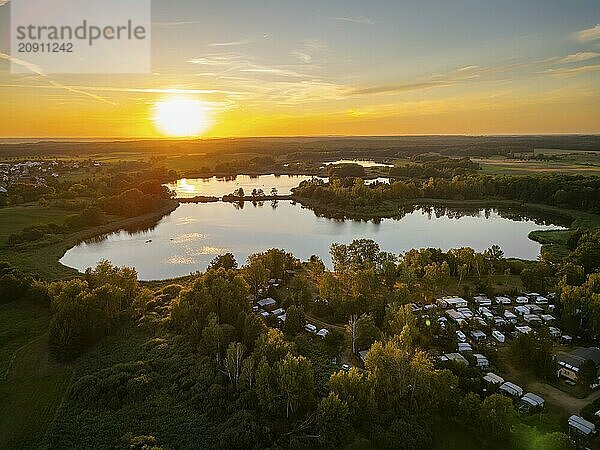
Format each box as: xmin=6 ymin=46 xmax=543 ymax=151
xmin=0 ymin=53 xmax=45 ymax=76
xmin=556 ymin=52 xmax=600 ymax=64
xmin=152 ymin=21 xmax=204 ymax=28
xmin=208 ymin=34 xmax=269 ymax=47
xmin=350 ymin=80 xmax=454 ymax=96
xmin=290 ymin=40 xmax=327 ymax=64
xmin=335 ymin=15 xmax=374 ymax=25
xmin=0 ymin=0 xmax=9 ymax=6
xmin=240 ymin=66 xmax=307 ymax=78
xmin=188 ymin=53 xmax=245 ymax=66
xmin=209 ymin=39 xmax=254 ymax=47
xmin=291 ymin=50 xmax=312 ymax=63
xmin=0 ymin=52 xmax=115 ymax=105
xmin=539 ymin=64 xmax=600 ymax=77
xmin=188 ymin=52 xmax=312 ymax=80
xmin=573 ymin=24 xmax=600 ymax=42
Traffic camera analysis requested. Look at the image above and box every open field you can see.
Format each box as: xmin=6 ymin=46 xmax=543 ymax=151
xmin=0 ymin=300 xmax=51 ymax=376
xmin=476 ymin=158 xmax=600 ymax=176
xmin=1 ymin=199 xmax=178 ymax=279
xmin=0 ymin=300 xmax=72 ymax=449
xmin=0 ymin=204 xmax=71 ymax=247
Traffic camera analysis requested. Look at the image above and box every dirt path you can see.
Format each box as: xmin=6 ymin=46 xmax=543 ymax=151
xmin=527 ymin=381 xmax=600 ymax=414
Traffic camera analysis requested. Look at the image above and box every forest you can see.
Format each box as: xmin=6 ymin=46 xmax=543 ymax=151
xmin=2 ymin=227 xmax=599 ymax=448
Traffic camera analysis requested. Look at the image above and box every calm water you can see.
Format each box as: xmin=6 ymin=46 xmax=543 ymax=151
xmin=60 ymin=202 xmax=564 ymax=280
xmin=166 ymin=175 xmax=325 ymax=198
xmin=323 ymin=159 xmax=394 ymax=167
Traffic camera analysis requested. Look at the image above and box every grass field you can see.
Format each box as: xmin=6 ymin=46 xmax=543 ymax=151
xmin=0 ymin=199 xmax=178 ymax=280
xmin=0 ymin=300 xmax=72 ymax=449
xmin=0 ymin=300 xmax=51 ymax=376
xmin=475 ymin=148 xmax=600 ymax=176
xmin=0 ymin=204 xmax=70 ymax=247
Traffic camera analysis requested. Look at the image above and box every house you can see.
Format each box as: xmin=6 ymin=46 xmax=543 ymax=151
xmin=541 ymin=314 xmax=556 ymax=324
xmin=561 ymin=335 xmax=573 ymax=345
xmin=556 ymin=347 xmax=600 ymax=388
xmin=515 ymin=296 xmax=529 ymax=304
xmin=528 ymin=304 xmax=544 ymax=314
xmin=440 ymin=353 xmax=469 ymax=365
xmin=447 ymin=309 xmax=466 ymax=324
xmin=483 ymin=372 xmax=504 ymax=385
xmin=270 ymin=308 xmax=285 ymax=317
xmin=523 ymin=314 xmax=542 ymax=325
xmin=568 ymin=415 xmax=596 ymax=437
xmin=458 ymin=342 xmax=473 ymax=353
xmin=456 ymin=330 xmax=467 ymax=342
xmin=520 ymin=393 xmax=545 ymax=411
xmin=473 ymin=353 xmax=489 ymax=368
xmin=474 ymin=295 xmax=492 ymax=306
xmin=495 ymin=296 xmax=512 ymax=305
xmin=535 ymin=296 xmax=549 ymax=305
xmin=515 ymin=325 xmax=533 ymax=335
xmin=548 ymin=327 xmax=562 ymax=339
xmin=277 ymin=313 xmax=287 ymax=324
xmin=471 ymin=330 xmax=487 ymax=342
xmin=472 ymin=316 xmax=487 ymax=327
xmin=457 ymin=307 xmax=473 ymax=319
xmin=493 ymin=316 xmax=506 ymax=327
xmin=492 ymin=330 xmax=506 ymax=343
xmin=257 ymin=297 xmax=277 ymax=309
xmin=478 ymin=306 xmax=494 ymax=319
xmin=316 ymin=328 xmax=329 ymax=338
xmin=438 ymin=297 xmax=468 ymax=309
xmin=499 ymin=381 xmax=524 ymax=397
xmin=437 ymin=317 xmax=448 ymax=328
xmin=515 ymin=305 xmax=530 ymax=316
xmin=504 ymin=310 xmax=518 ymax=323
xmin=304 ymin=323 xmax=318 ymax=334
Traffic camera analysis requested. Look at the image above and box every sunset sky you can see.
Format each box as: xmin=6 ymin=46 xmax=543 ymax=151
xmin=1 ymin=0 xmax=600 ymax=137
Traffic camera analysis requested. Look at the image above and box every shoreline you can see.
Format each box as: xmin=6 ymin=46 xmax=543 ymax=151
xmin=6 ymin=195 xmax=599 ymax=281
xmin=3 ymin=199 xmax=179 ymax=280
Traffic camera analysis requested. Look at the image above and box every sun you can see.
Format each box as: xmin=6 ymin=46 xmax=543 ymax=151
xmin=152 ymin=96 xmax=212 ymax=137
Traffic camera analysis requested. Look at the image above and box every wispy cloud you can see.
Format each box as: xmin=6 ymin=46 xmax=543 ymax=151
xmin=209 ymin=39 xmax=254 ymax=47
xmin=539 ymin=64 xmax=600 ymax=77
xmin=189 ymin=52 xmax=312 ymax=79
xmin=152 ymin=21 xmax=204 ymax=28
xmin=291 ymin=39 xmax=327 ymax=63
xmin=291 ymin=50 xmax=312 ymax=63
xmin=0 ymin=52 xmax=115 ymax=105
xmin=335 ymin=15 xmax=374 ymax=25
xmin=240 ymin=66 xmax=306 ymax=78
xmin=350 ymin=80 xmax=453 ymax=96
xmin=556 ymin=52 xmax=600 ymax=64
xmin=188 ymin=53 xmax=246 ymax=66
xmin=208 ymin=34 xmax=269 ymax=47
xmin=573 ymin=24 xmax=600 ymax=43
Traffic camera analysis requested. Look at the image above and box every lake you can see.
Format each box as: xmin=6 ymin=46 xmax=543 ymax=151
xmin=60 ymin=201 xmax=565 ymax=281
xmin=322 ymin=159 xmax=394 ymax=168
xmin=166 ymin=175 xmax=326 ymax=198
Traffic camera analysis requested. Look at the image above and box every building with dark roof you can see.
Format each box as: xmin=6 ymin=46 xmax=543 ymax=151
xmin=556 ymin=347 xmax=600 ymax=388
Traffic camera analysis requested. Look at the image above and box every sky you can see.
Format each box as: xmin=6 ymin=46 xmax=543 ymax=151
xmin=1 ymin=0 xmax=600 ymax=138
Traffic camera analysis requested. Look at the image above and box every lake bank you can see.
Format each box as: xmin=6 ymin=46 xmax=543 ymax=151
xmin=60 ymin=201 xmax=566 ymax=281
